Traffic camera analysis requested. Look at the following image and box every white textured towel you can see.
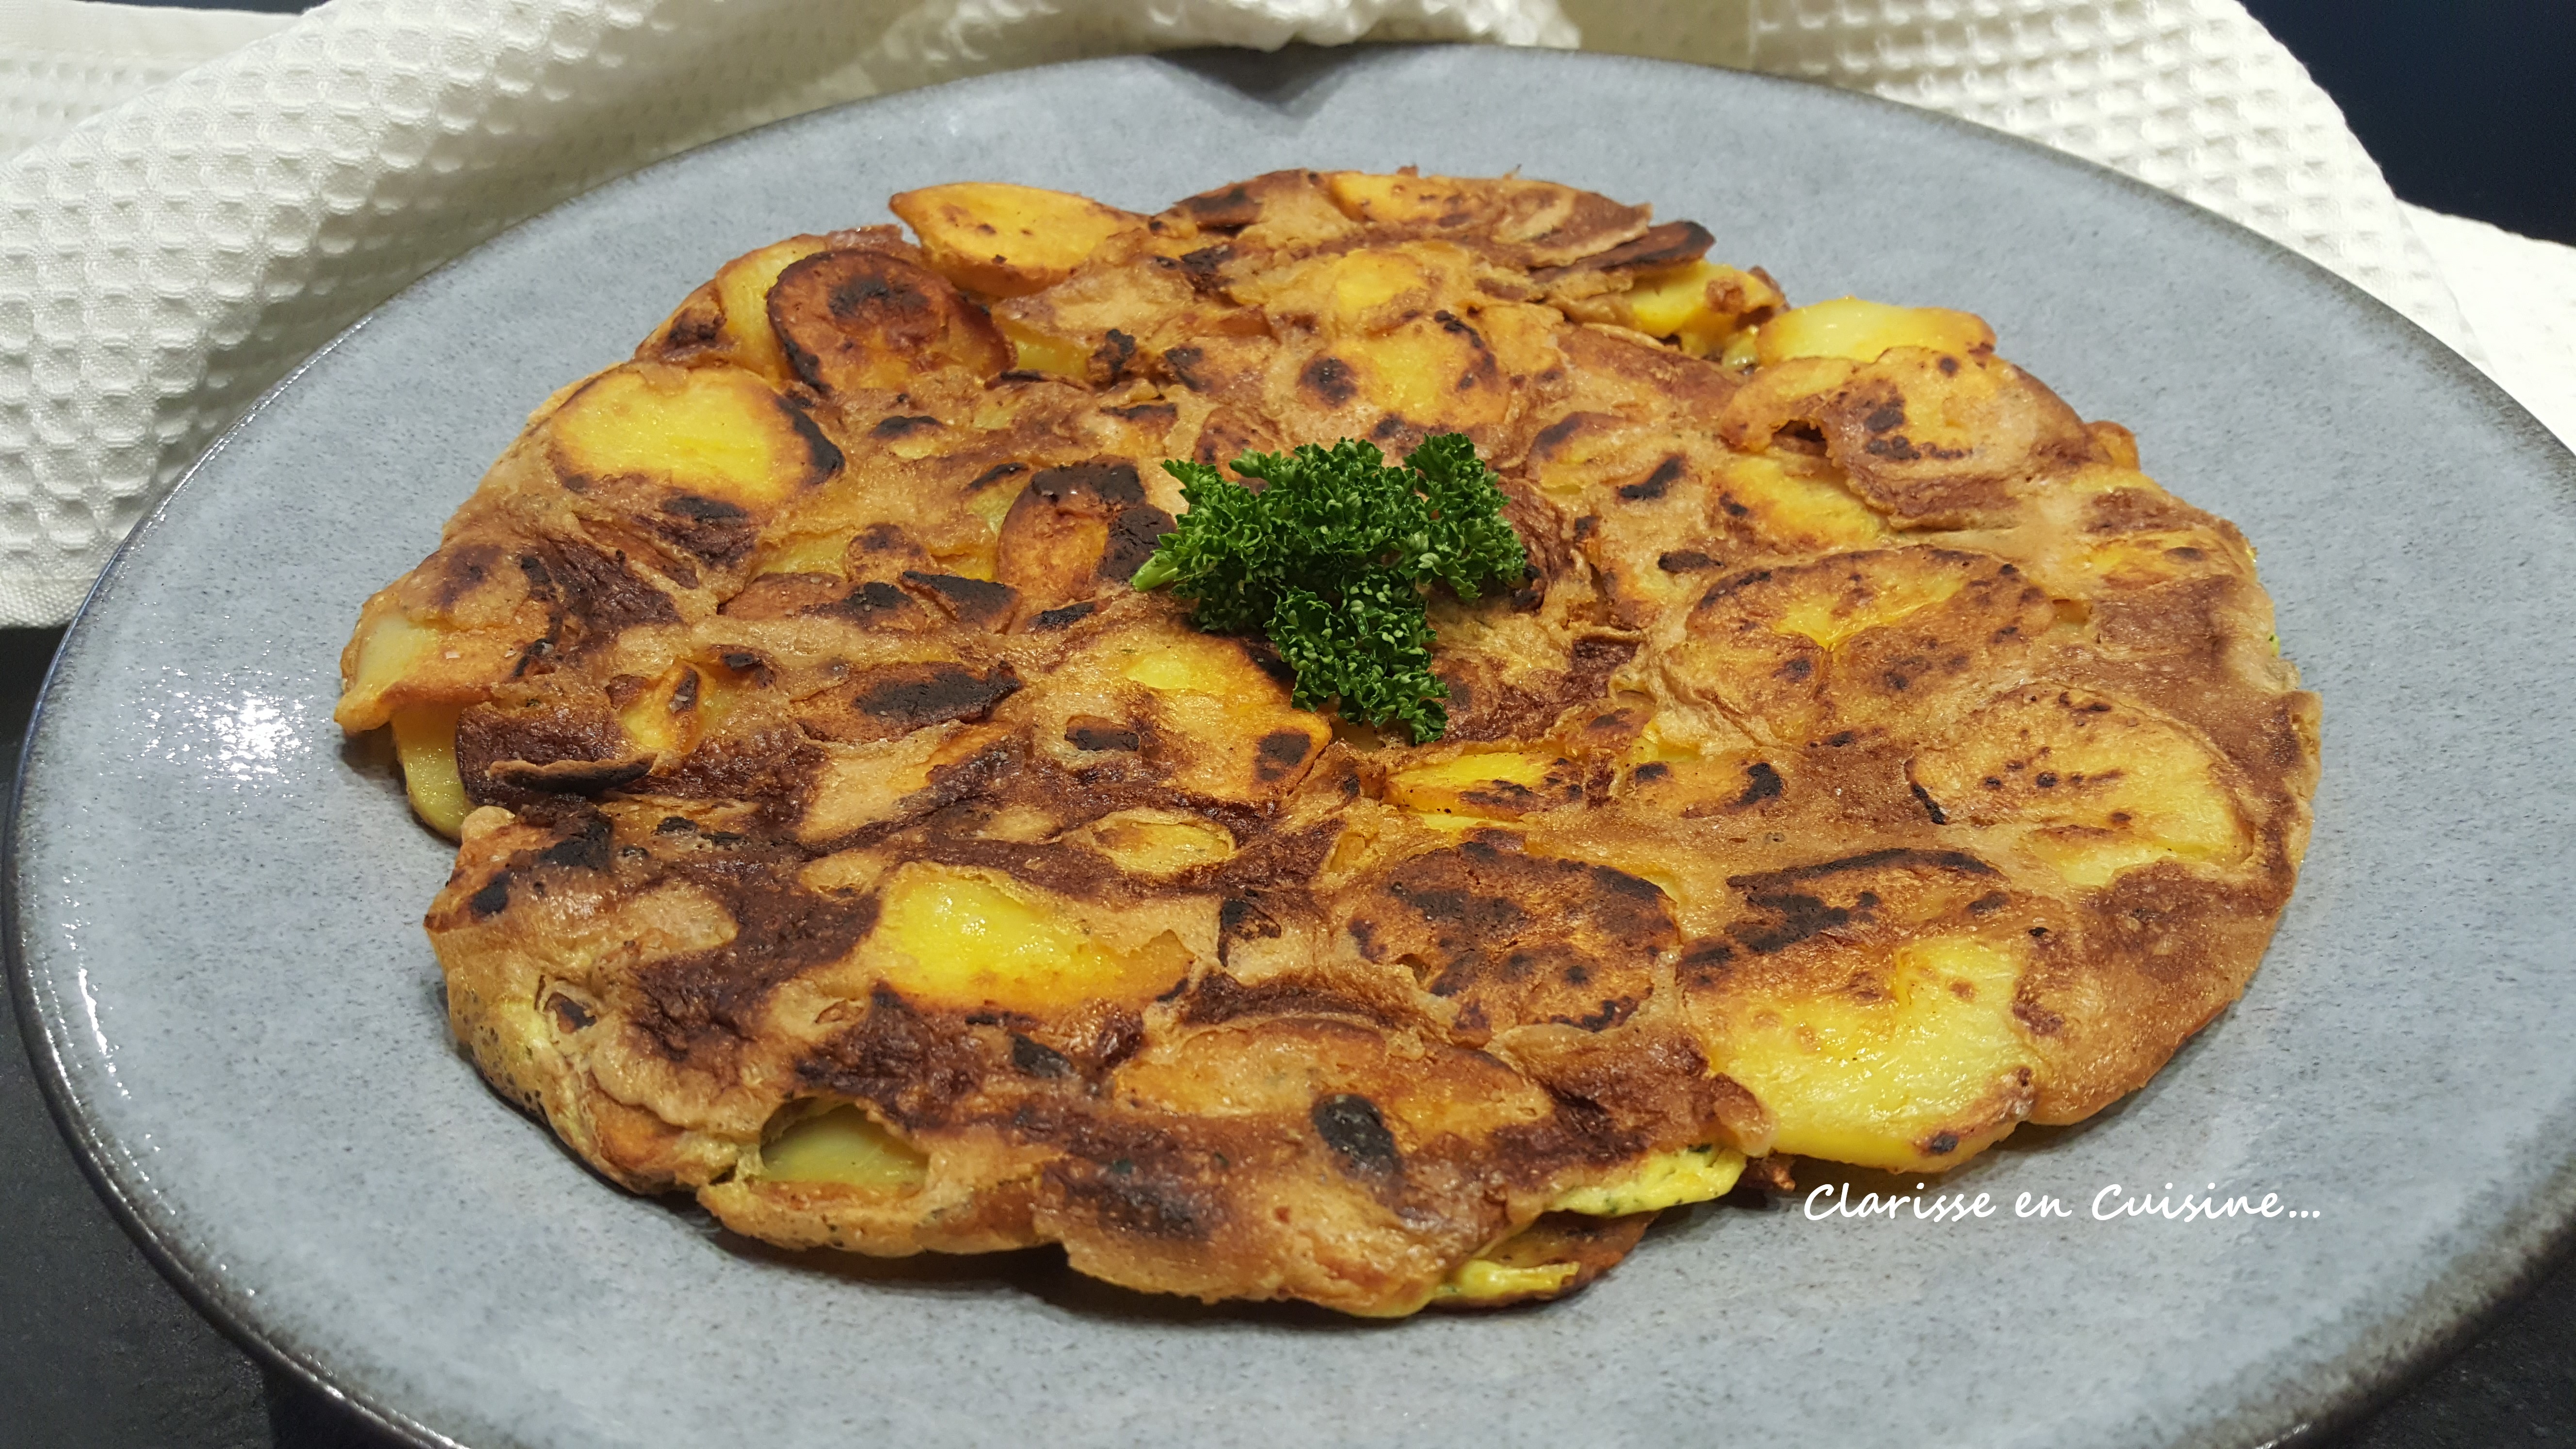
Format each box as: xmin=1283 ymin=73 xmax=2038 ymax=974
xmin=0 ymin=0 xmax=2567 ymax=627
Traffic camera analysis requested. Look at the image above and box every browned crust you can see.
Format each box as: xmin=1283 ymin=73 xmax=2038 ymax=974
xmin=352 ymin=170 xmax=2318 ymax=1317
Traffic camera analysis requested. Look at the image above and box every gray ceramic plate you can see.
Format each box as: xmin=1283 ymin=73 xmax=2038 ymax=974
xmin=13 ymin=43 xmax=2576 ymax=1449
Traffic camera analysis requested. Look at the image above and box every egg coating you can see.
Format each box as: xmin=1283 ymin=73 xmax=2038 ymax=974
xmin=341 ymin=171 xmax=2317 ymax=1316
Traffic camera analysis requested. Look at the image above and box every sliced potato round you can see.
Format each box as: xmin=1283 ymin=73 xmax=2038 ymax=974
xmin=891 ymin=181 xmax=1143 ymax=297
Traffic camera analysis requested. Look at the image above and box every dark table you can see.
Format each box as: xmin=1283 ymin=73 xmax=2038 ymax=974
xmin=7 ymin=1 xmax=2574 ymax=1443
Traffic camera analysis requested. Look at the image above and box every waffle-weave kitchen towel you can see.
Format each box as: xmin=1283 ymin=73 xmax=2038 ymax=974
xmin=0 ymin=0 xmax=2558 ymax=626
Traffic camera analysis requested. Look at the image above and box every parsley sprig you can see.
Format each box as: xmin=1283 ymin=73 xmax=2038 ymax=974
xmin=1129 ymin=434 xmax=1528 ymax=743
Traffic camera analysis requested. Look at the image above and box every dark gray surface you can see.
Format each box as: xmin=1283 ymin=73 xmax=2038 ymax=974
xmin=0 ymin=622 xmax=393 ymax=1449
xmin=0 ymin=628 xmax=260 ymax=1448
xmin=6 ymin=41 xmax=2576 ymax=1449
xmin=2238 ymin=0 xmax=2574 ymax=245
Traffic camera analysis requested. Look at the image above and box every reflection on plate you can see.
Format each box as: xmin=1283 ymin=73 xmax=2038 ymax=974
xmin=13 ymin=43 xmax=2576 ymax=1449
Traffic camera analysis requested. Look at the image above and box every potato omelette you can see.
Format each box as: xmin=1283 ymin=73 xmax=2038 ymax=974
xmin=335 ymin=170 xmax=2318 ymax=1315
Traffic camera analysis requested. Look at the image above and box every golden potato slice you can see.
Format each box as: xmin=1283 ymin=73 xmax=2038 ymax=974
xmin=1674 ymin=547 xmax=2051 ymax=747
xmin=1430 ymin=1212 xmax=1656 ymax=1310
xmin=1240 ymin=244 xmax=1459 ymax=333
xmin=766 ymin=246 xmax=1012 ymax=393
xmin=890 ymin=182 xmax=1143 ymax=297
xmin=1324 ymin=171 xmax=1495 ymax=227
xmin=650 ymin=235 xmax=832 ymax=382
xmin=1757 ymin=296 xmax=1994 ymax=366
xmin=1338 ymin=317 xmax=1510 ymax=431
xmin=1114 ymin=628 xmax=1332 ymax=804
xmin=1720 ymin=346 xmax=2094 ymax=528
xmin=1228 ymin=243 xmax=1558 ymax=444
xmin=548 ymin=362 xmax=840 ymax=509
xmin=993 ymin=458 xmax=1173 ymax=614
xmin=995 ymin=316 xmax=1091 ymax=378
xmin=389 ymin=705 xmax=469 ymax=836
xmin=612 ymin=663 xmax=703 ymax=759
xmin=864 ymin=864 xmax=1191 ymax=1014
xmin=1344 ymin=836 xmax=1677 ymax=1039
xmin=1911 ymin=684 xmax=2249 ymax=886
xmin=1559 ymin=258 xmax=1785 ymax=357
xmin=1384 ymin=751 xmax=1583 ymax=821
xmin=797 ymin=722 xmax=1013 ymax=843
xmin=1319 ymin=171 xmax=1651 ymax=264
xmin=1114 ymin=1014 xmax=1555 ymax=1134
xmin=1694 ymin=935 xmax=2037 ymax=1172
xmin=335 ymin=598 xmax=531 ymax=732
xmin=1548 ymin=1143 xmax=1746 ymax=1215
xmin=1077 ymin=809 xmax=1237 ymax=875
xmin=757 ymin=1104 xmax=928 ymax=1191
xmin=1714 ymin=452 xmax=1888 ymax=552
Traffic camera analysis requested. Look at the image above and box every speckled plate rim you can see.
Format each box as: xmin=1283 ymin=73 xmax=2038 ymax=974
xmin=0 ymin=327 xmax=460 ymax=1443
xmin=11 ymin=42 xmax=2576 ymax=1449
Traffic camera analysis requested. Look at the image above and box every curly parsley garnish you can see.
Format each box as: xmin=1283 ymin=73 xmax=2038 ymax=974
xmin=1128 ymin=434 xmax=1528 ymax=743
